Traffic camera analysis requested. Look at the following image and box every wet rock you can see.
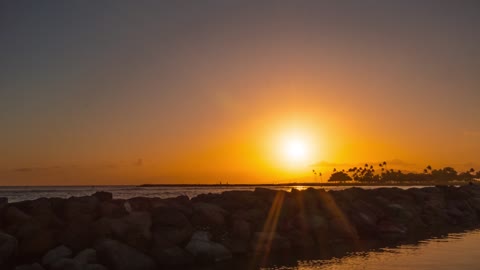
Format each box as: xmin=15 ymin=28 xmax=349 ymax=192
xmin=41 ymin=245 xmax=72 ymax=268
xmin=350 ymin=200 xmax=382 ymax=236
xmin=0 ymin=232 xmax=18 ymax=265
xmin=446 ymin=200 xmax=477 ymax=225
xmin=377 ymin=219 xmax=407 ymax=241
xmin=95 ymin=239 xmax=156 ymax=270
xmin=185 ymin=231 xmax=232 ymax=263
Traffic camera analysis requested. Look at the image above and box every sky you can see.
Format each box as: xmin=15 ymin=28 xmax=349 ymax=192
xmin=1 ymin=1 xmax=479 ymax=185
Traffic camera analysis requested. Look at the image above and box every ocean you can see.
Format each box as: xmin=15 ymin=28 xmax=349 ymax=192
xmin=0 ymin=185 xmax=429 ymax=203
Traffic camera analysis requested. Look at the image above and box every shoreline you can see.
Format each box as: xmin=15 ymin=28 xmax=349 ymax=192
xmin=0 ymin=184 xmax=479 ymax=269
xmin=139 ymin=181 xmax=476 ymax=187
xmin=0 ymin=180 xmax=476 ymax=189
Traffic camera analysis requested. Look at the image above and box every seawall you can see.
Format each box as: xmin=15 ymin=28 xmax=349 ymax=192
xmin=1 ymin=184 xmax=480 ymax=270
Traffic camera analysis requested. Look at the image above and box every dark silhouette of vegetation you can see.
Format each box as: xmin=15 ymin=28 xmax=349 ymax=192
xmin=328 ymin=171 xmax=352 ymax=182
xmin=327 ymin=163 xmax=479 ymax=184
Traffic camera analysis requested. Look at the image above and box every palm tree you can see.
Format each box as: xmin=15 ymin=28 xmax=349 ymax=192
xmin=469 ymin=168 xmax=475 ymax=174
xmin=427 ymin=165 xmax=432 ymax=171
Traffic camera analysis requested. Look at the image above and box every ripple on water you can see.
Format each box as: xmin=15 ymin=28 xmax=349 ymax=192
xmin=262 ymin=230 xmax=480 ymax=270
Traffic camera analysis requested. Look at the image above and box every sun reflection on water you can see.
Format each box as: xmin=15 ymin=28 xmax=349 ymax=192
xmin=262 ymin=230 xmax=480 ymax=270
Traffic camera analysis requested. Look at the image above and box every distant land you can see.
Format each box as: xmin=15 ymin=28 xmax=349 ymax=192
xmin=139 ymin=180 xmax=479 ymax=188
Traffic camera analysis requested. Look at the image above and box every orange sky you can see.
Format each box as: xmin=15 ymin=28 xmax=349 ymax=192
xmin=1 ymin=2 xmax=479 ymax=185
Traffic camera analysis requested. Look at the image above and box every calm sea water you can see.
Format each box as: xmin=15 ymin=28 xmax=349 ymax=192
xmin=262 ymin=229 xmax=480 ymax=270
xmin=0 ymin=185 xmax=299 ymax=202
xmin=0 ymin=185 xmax=427 ymax=203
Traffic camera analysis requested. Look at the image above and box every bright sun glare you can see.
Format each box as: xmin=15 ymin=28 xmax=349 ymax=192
xmin=282 ymin=136 xmax=310 ymax=164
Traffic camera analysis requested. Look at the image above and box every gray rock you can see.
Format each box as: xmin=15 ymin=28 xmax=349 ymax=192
xmin=73 ymin=248 xmax=97 ymax=265
xmin=95 ymin=239 xmax=156 ymax=270
xmin=92 ymin=192 xmax=113 ymax=202
xmin=191 ymin=203 xmax=228 ymax=228
xmin=0 ymin=232 xmax=18 ymax=265
xmin=232 ymin=219 xmax=251 ymax=239
xmin=16 ymin=222 xmax=57 ymax=258
xmin=185 ymin=231 xmax=232 ymax=262
xmin=151 ymin=245 xmax=193 ymax=266
xmin=123 ymin=202 xmax=132 ymax=213
xmin=64 ymin=196 xmax=99 ymax=224
xmin=49 ymin=258 xmax=82 ymax=270
xmin=42 ymin=245 xmax=72 ymax=267
xmin=99 ymin=202 xmax=127 ymax=218
xmin=252 ymin=232 xmax=291 ymax=253
xmin=110 ymin=211 xmax=152 ymax=250
xmin=15 ymin=263 xmax=45 ymax=270
xmin=151 ymin=207 xmax=193 ymax=248
xmin=84 ymin=264 xmax=108 ymax=270
xmin=5 ymin=206 xmax=31 ymax=225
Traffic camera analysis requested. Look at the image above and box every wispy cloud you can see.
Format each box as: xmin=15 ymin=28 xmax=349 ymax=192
xmin=133 ymin=158 xmax=143 ymax=167
xmin=463 ymin=130 xmax=480 ymax=137
xmin=13 ymin=158 xmax=145 ymax=173
xmin=12 ymin=166 xmax=59 ymax=173
xmin=309 ymin=161 xmax=351 ymax=167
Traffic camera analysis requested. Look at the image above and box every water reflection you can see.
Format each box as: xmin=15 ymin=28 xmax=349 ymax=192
xmin=262 ymin=230 xmax=480 ymax=270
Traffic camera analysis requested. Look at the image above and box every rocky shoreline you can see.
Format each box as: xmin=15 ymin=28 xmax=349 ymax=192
xmin=1 ymin=185 xmax=480 ymax=270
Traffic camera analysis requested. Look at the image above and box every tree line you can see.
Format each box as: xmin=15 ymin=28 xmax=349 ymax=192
xmin=324 ymin=161 xmax=479 ymax=184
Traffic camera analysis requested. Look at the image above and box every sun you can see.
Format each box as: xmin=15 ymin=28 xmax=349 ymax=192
xmin=284 ymin=139 xmax=307 ymax=161
xmin=281 ymin=135 xmax=311 ymax=165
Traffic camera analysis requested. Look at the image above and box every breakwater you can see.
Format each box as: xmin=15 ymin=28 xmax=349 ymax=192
xmin=1 ymin=184 xmax=480 ymax=270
